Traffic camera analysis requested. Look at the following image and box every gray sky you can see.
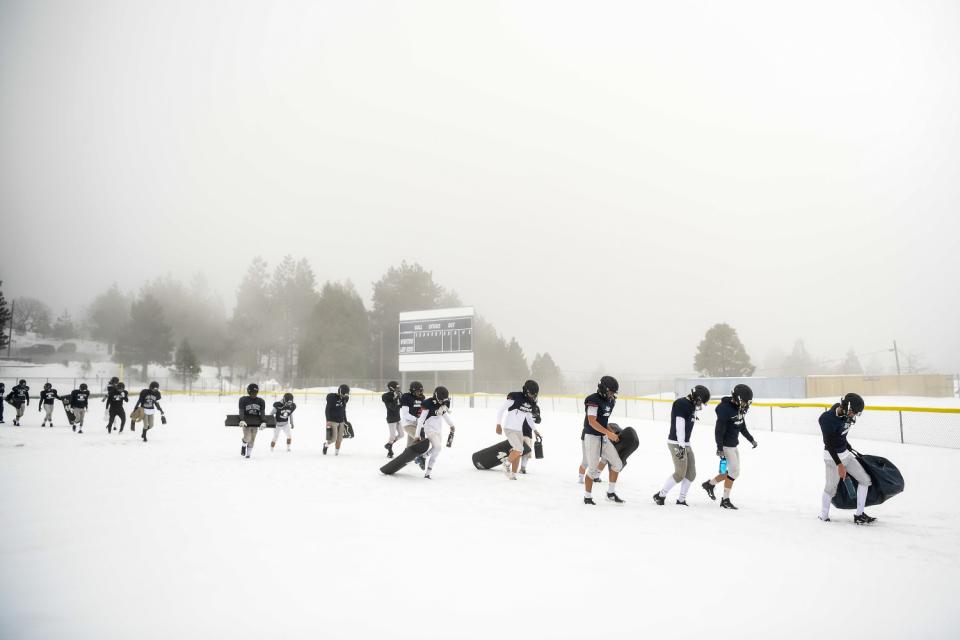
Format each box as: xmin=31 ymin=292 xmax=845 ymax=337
xmin=2 ymin=0 xmax=959 ymax=376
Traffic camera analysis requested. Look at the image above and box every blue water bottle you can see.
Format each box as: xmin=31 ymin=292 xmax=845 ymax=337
xmin=719 ymin=457 xmax=728 ymax=474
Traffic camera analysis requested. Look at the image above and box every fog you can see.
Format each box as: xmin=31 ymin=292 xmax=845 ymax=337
xmin=2 ymin=0 xmax=959 ymax=376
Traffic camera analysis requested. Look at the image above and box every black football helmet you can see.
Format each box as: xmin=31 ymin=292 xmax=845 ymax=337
xmin=840 ymin=392 xmax=864 ymax=422
xmin=690 ymin=385 xmax=711 ymax=408
xmin=598 ymin=376 xmax=619 ymax=400
xmin=434 ymin=386 xmax=449 ymax=402
xmin=410 ymin=381 xmax=424 ymax=398
xmin=283 ymin=392 xmax=294 ymax=403
xmin=387 ymin=380 xmax=399 ymax=392
xmin=732 ymin=384 xmax=753 ymax=411
xmin=522 ymin=379 xmax=539 ymax=401
xmin=247 ymin=383 xmax=259 ymax=394
xmin=338 ymin=384 xmax=350 ymax=398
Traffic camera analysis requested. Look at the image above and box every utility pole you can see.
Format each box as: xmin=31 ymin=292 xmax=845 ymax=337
xmin=891 ymin=340 xmax=902 ymax=375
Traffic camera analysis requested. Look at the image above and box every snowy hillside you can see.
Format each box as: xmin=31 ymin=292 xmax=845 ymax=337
xmin=1 ymin=397 xmax=958 ymax=639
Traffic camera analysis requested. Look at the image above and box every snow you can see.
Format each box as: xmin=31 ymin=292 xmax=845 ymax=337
xmin=1 ymin=396 xmax=958 ymax=639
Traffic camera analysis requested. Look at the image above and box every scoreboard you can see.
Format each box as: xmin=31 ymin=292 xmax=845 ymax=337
xmin=398 ymin=307 xmax=474 ymax=372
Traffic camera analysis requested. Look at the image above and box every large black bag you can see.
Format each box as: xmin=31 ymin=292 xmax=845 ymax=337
xmin=831 ymin=453 xmax=905 ymax=509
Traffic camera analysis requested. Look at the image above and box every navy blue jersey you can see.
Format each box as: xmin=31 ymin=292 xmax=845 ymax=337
xmin=668 ymin=397 xmax=697 ymax=445
xmin=239 ymin=396 xmax=266 ymax=425
xmin=582 ymin=392 xmax=615 ymax=437
xmin=106 ymin=389 xmax=128 ymax=409
xmin=40 ymin=389 xmax=60 ymax=405
xmin=325 ymin=393 xmax=348 ymax=422
xmin=420 ymin=396 xmax=451 ymax=420
xmin=819 ymin=404 xmax=851 ymax=464
xmin=714 ymin=397 xmax=754 ymax=449
xmin=11 ymin=384 xmax=30 ymax=404
xmin=382 ymin=390 xmax=401 ymax=422
xmin=70 ymin=389 xmax=90 ymax=408
xmin=399 ymin=392 xmax=423 ymax=422
xmin=273 ymin=400 xmax=297 ymax=423
xmin=136 ymin=389 xmax=162 ymax=410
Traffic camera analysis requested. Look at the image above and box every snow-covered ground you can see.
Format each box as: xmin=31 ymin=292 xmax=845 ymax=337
xmin=1 ymin=397 xmax=958 ymax=639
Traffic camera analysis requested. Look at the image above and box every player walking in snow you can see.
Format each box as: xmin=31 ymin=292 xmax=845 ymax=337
xmin=701 ymin=384 xmax=757 ymax=509
xmin=238 ymin=383 xmax=266 ymax=458
xmin=495 ymin=379 xmax=540 ymax=480
xmin=270 ymin=392 xmax=297 ymax=452
xmin=819 ymin=393 xmax=876 ymax=524
xmin=8 ymin=379 xmax=30 ymax=426
xmin=69 ymin=383 xmax=91 ymax=433
xmin=0 ymin=381 xmax=6 ymax=423
xmin=105 ymin=382 xmax=129 ymax=433
xmin=414 ymin=386 xmax=456 ymax=479
xmin=323 ymin=384 xmax=350 ymax=456
xmin=654 ymin=385 xmax=710 ymax=506
xmin=382 ymin=380 xmax=403 ymax=458
xmin=400 ymin=381 xmax=427 ymax=466
xmin=133 ymin=381 xmax=165 ymax=442
xmin=582 ymin=376 xmax=625 ymax=505
xmin=38 ymin=382 xmax=60 ymax=427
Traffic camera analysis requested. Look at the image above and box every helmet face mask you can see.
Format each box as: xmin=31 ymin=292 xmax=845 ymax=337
xmin=338 ymin=384 xmax=350 ymax=398
xmin=434 ymin=386 xmax=449 ymax=402
xmin=410 ymin=381 xmax=424 ymax=398
xmin=247 ymin=383 xmax=259 ymax=395
xmin=79 ymin=383 xmax=88 ymax=391
xmin=283 ymin=392 xmax=294 ymax=403
xmin=44 ymin=383 xmax=52 ymax=390
xmin=598 ymin=375 xmax=619 ymax=400
xmin=840 ymin=393 xmax=864 ymax=423
xmin=387 ymin=381 xmax=399 ymax=392
xmin=522 ymin=379 xmax=539 ymax=402
xmin=118 ymin=383 xmax=125 ymax=390
xmin=691 ymin=385 xmax=711 ymax=409
xmin=732 ymin=384 xmax=753 ymax=412
xmin=19 ymin=379 xmax=26 ymax=385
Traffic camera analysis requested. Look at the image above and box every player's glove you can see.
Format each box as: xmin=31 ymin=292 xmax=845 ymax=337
xmin=239 ymin=420 xmax=247 ymax=428
xmin=716 ymin=448 xmax=724 ymax=458
xmin=161 ymin=415 xmax=167 ymax=425
xmin=751 ymin=439 xmax=758 ymax=449
xmin=675 ymin=446 xmax=686 ymax=460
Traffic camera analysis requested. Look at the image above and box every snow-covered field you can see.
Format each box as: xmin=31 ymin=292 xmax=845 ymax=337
xmin=1 ymin=397 xmax=959 ymax=639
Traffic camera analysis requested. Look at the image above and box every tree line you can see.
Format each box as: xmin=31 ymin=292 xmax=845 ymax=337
xmin=2 ymin=262 xmax=563 ymax=391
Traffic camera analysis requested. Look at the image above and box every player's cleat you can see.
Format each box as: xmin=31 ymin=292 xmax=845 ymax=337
xmin=241 ymin=444 xmax=246 ymax=456
xmin=702 ymin=481 xmax=716 ymax=501
xmin=720 ymin=498 xmax=737 ymax=510
xmin=385 ymin=443 xmax=394 ymax=458
xmin=78 ymin=428 xmax=83 ymax=434
xmin=818 ymin=515 xmax=831 ymax=522
xmin=322 ymin=443 xmax=329 ymax=455
xmin=72 ymin=424 xmax=77 ymax=432
xmin=652 ymin=492 xmax=666 ymax=506
xmin=520 ymin=468 xmax=527 ymax=474
xmin=584 ymin=497 xmax=596 ymax=505
xmin=424 ymin=472 xmax=431 ymax=479
xmin=141 ymin=430 xmax=146 ymax=442
xmin=853 ymin=512 xmax=876 ymax=525
xmin=676 ymin=499 xmax=689 ymax=506
xmin=606 ymin=492 xmax=625 ymax=504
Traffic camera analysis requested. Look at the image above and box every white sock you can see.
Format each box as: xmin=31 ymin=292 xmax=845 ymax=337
xmin=679 ymin=479 xmax=691 ymax=500
xmin=608 ymin=482 xmax=616 ymax=494
xmin=855 ymin=484 xmax=868 ymax=516
xmin=661 ymin=477 xmax=677 ymax=497
xmin=820 ymin=492 xmax=832 ymax=519
xmin=335 ymin=449 xmax=340 ymax=456
xmin=723 ymin=488 xmax=731 ymax=499
xmin=584 ymin=491 xmax=592 ymax=499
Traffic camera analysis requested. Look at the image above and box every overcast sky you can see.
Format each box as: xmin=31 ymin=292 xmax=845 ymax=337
xmin=1 ymin=0 xmax=959 ymax=377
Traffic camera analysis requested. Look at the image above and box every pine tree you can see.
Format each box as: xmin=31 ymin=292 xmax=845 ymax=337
xmin=300 ymin=281 xmax=369 ymax=381
xmin=115 ymin=294 xmax=174 ymax=381
xmin=174 ymin=338 xmax=202 ymax=387
xmin=531 ymin=352 xmax=564 ymax=394
xmin=369 ymin=262 xmax=448 ymax=379
xmin=693 ymin=323 xmax=755 ymax=377
xmin=0 ymin=282 xmax=10 ymax=351
xmin=837 ymin=349 xmax=863 ymax=374
xmin=88 ymin=284 xmax=131 ymax=352
xmin=781 ymin=339 xmax=815 ymax=376
xmin=230 ymin=257 xmax=271 ymax=375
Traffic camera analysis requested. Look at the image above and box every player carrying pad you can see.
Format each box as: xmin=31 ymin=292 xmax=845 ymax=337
xmin=380 ymin=440 xmax=431 ymax=475
xmin=225 ymin=415 xmax=277 ymax=427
